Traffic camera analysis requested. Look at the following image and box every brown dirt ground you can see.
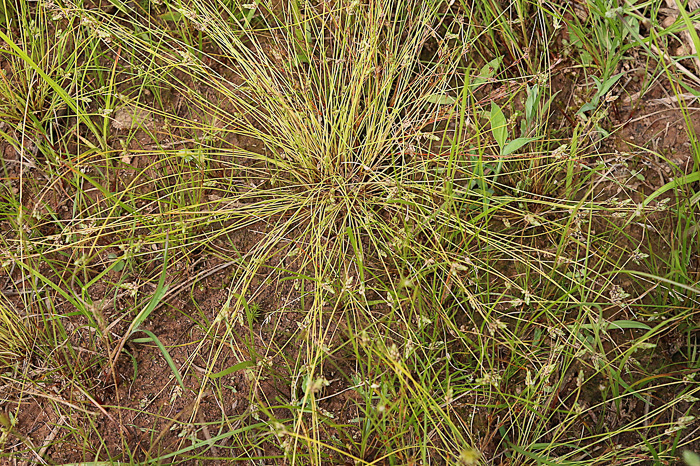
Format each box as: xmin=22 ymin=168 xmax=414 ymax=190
xmin=1 ymin=3 xmax=700 ymax=465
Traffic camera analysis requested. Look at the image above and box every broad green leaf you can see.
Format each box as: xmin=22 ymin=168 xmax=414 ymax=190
xmin=241 ymin=1 xmax=259 ymax=26
xmin=426 ymin=93 xmax=456 ymax=105
xmin=525 ymin=84 xmax=539 ymax=123
xmin=291 ymin=52 xmax=310 ymax=66
xmin=596 ymin=72 xmax=623 ymax=96
xmin=502 ymin=136 xmax=540 ymax=156
xmin=473 ymin=56 xmax=503 ymax=87
xmin=578 ymin=101 xmax=598 ymax=114
xmin=490 ymin=102 xmax=507 ymax=150
xmin=606 ymin=320 xmax=652 ymax=331
xmin=684 ymin=451 xmax=700 ymax=466
xmin=159 ymin=11 xmax=183 ymax=21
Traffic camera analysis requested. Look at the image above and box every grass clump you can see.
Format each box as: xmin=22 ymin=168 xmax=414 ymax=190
xmin=0 ymin=0 xmax=698 ymax=464
xmin=0 ymin=294 xmax=32 ymax=368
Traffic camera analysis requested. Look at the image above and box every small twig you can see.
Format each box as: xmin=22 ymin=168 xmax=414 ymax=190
xmin=37 ymin=415 xmax=66 ymax=459
xmin=650 ymin=43 xmax=700 ymax=87
xmin=4 ymin=419 xmax=46 ymax=466
xmin=142 ymin=137 xmax=200 ymax=150
xmin=644 ymin=394 xmax=651 ymax=428
xmin=649 ymin=92 xmax=700 ymax=106
xmin=1 ymin=158 xmax=36 ymax=168
xmin=0 ymin=287 xmax=46 ymax=297
xmin=197 ymin=410 xmax=219 ymax=457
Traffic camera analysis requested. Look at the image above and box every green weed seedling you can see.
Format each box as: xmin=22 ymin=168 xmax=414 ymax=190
xmin=111 ymin=237 xmax=185 ymax=390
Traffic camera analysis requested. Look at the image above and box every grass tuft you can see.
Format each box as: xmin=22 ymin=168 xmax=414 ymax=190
xmin=0 ymin=0 xmax=698 ymax=464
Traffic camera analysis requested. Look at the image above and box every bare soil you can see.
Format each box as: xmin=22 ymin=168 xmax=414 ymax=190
xmin=1 ymin=4 xmax=700 ymax=465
